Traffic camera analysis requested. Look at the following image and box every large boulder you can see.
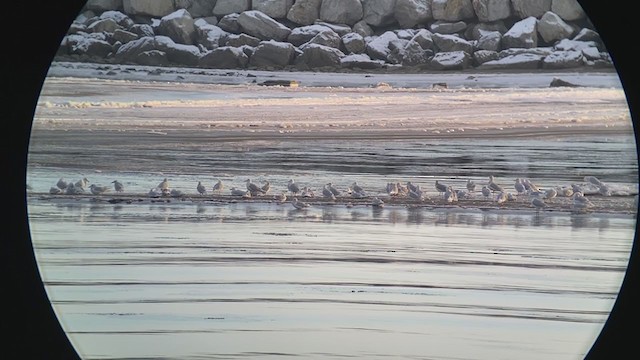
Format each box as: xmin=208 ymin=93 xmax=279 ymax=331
xmin=572 ymin=28 xmax=602 ymax=45
xmin=174 ymin=0 xmax=216 ymax=18
xmin=394 ymin=0 xmax=431 ymax=28
xmin=193 ymin=19 xmax=229 ymax=49
xmin=157 ymin=9 xmax=196 ymax=45
xmin=114 ymin=35 xmax=156 ymax=61
xmin=502 ymin=16 xmax=537 ymax=49
xmin=432 ymin=33 xmax=473 ymax=53
xmin=287 ymin=24 xmax=332 ymax=46
xmin=432 ymin=0 xmax=475 ymax=21
xmin=475 ymin=30 xmax=501 ymax=51
xmin=320 ymin=0 xmax=364 ymax=26
xmin=542 ymin=50 xmax=584 ymax=69
xmin=398 ymin=38 xmax=431 ymax=66
xmin=154 ymin=35 xmax=201 ymax=66
xmin=87 ymin=18 xmax=122 ymax=33
xmin=471 ymin=0 xmax=511 ymax=22
xmin=213 ymin=0 xmax=251 ymax=17
xmin=362 ymin=0 xmax=397 ymax=27
xmin=249 ymin=40 xmax=295 ymax=67
xmin=313 ymin=21 xmax=352 ymax=36
xmin=225 ymin=33 xmax=261 ymax=47
xmin=430 ymin=21 xmax=467 ymax=34
xmin=112 ymin=28 xmax=138 ymax=43
xmin=537 ymin=11 xmax=574 ymax=43
xmin=429 ymin=50 xmax=472 ymax=70
xmin=287 ymin=0 xmax=323 ymax=25
xmin=478 ymin=52 xmax=543 ymax=69
xmin=466 ymin=21 xmax=508 ymax=40
xmin=365 ymin=31 xmax=399 ymax=61
xmin=217 ymin=13 xmax=241 ymax=33
xmin=199 ymin=46 xmax=250 ymax=68
xmin=302 ymin=29 xmax=342 ymax=49
xmin=342 ymin=32 xmax=366 ymax=53
xmin=129 ymin=23 xmax=154 ymax=37
xmin=252 ymin=0 xmax=295 ymax=19
xmin=411 ymin=29 xmax=435 ymax=50
xmin=341 ymin=53 xmax=385 ymax=69
xmin=68 ymin=35 xmax=114 ymax=58
xmin=473 ymin=49 xmax=499 ymax=65
xmin=86 ymin=0 xmax=123 ymax=12
xmin=551 ymin=0 xmax=585 ymax=21
xmin=237 ymin=10 xmax=292 ymax=41
xmin=511 ymin=0 xmax=551 ymax=19
xmin=353 ymin=20 xmax=374 ymax=37
xmin=295 ymin=43 xmax=345 ymax=69
xmin=123 ymin=0 xmax=175 ymax=17
xmin=98 ymin=10 xmax=134 ymax=28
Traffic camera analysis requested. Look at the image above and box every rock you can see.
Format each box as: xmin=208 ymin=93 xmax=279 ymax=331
xmin=252 ymin=0 xmax=295 ymax=19
xmin=411 ymin=29 xmax=435 ymax=50
xmin=213 ymin=0 xmax=251 ymax=17
xmin=473 ymin=49 xmax=499 ymax=65
xmin=549 ymin=77 xmax=580 ymax=87
xmin=511 ymin=0 xmax=551 ymax=18
xmin=249 ymin=40 xmax=295 ymax=68
xmin=123 ymin=0 xmax=175 ymax=17
xmin=218 ymin=13 xmax=241 ymax=33
xmin=429 ymin=21 xmax=467 ymax=34
xmin=194 ymin=20 xmax=229 ymax=49
xmin=86 ymin=0 xmax=123 ymax=12
xmin=302 ymin=29 xmax=342 ymax=49
xmin=313 ymin=21 xmax=352 ymax=36
xmin=476 ymin=30 xmax=501 ymax=51
xmin=342 ymin=32 xmax=366 ymax=53
xmin=154 ymin=35 xmax=201 ymax=66
xmin=502 ymin=16 xmax=537 ymax=49
xmin=572 ymin=28 xmax=602 ymax=44
xmin=69 ymin=36 xmax=114 ymax=58
xmin=432 ymin=0 xmax=475 ymax=22
xmin=157 ymin=9 xmax=196 ymax=45
xmin=99 ymin=10 xmax=134 ymax=28
xmin=129 ymin=23 xmax=154 ymax=37
xmin=353 ymin=20 xmax=373 ymax=37
xmin=394 ymin=0 xmax=432 ymax=28
xmin=365 ymin=31 xmax=399 ymax=61
xmin=471 ymin=0 xmax=511 ymax=22
xmin=114 ymin=35 xmax=156 ymax=61
xmin=75 ymin=10 xmax=96 ymax=26
xmin=538 ymin=11 xmax=574 ymax=43
xmin=554 ymin=39 xmax=599 ymax=52
xmin=542 ymin=50 xmax=584 ymax=69
xmin=225 ymin=33 xmax=261 ymax=47
xmin=199 ymin=16 xmax=219 ymax=26
xmin=87 ymin=18 xmax=122 ymax=33
xmin=67 ymin=23 xmax=87 ymax=35
xmin=429 ymin=50 xmax=472 ymax=70
xmin=467 ymin=21 xmax=507 ymax=40
xmin=287 ymin=0 xmax=323 ymax=26
xmin=432 ymin=33 xmax=473 ymax=53
xmin=398 ymin=38 xmax=431 ymax=66
xmin=387 ymin=38 xmax=410 ymax=64
xmin=174 ymin=0 xmax=216 ymax=18
xmin=112 ymin=29 xmax=138 ymax=43
xmin=362 ymin=0 xmax=397 ymax=27
xmin=135 ymin=49 xmax=169 ymax=66
xmin=395 ymin=29 xmax=417 ymax=40
xmin=551 ymin=0 xmax=585 ymax=21
xmin=320 ymin=0 xmax=363 ymax=26
xmin=340 ymin=53 xmax=384 ymax=69
xmin=478 ymin=53 xmax=543 ymax=69
xmin=295 ymin=43 xmax=345 ymax=69
xmin=498 ymin=47 xmax=553 ymax=58
xmin=199 ymin=46 xmax=249 ymax=68
xmin=287 ymin=24 xmax=332 ymax=46
xmin=238 ymin=10 xmax=291 ymax=41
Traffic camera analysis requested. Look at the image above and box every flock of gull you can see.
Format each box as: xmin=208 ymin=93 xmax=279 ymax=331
xmin=47 ymin=174 xmax=618 ymax=212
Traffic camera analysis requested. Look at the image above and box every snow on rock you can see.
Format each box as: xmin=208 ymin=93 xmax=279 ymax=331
xmin=478 ymin=53 xmax=544 ymax=70
xmin=502 ymin=16 xmax=537 ymax=49
xmin=252 ymin=0 xmax=295 ymax=19
xmin=365 ymin=31 xmax=399 ymax=61
xmin=362 ymin=0 xmax=397 ymax=27
xmin=573 ymin=28 xmax=603 ymax=44
xmin=300 ymin=29 xmax=342 ymax=49
xmin=340 ymin=53 xmax=385 ymax=69
xmin=249 ymin=40 xmax=295 ymax=68
xmin=432 ymin=33 xmax=473 ymax=53
xmin=511 ymin=0 xmax=551 ymax=18
xmin=154 ymin=35 xmax=201 ymax=66
xmin=287 ymin=0 xmax=323 ymax=26
xmin=225 ymin=33 xmax=261 ymax=48
xmin=473 ymin=49 xmax=499 ymax=65
xmin=67 ymin=35 xmax=114 ymax=58
xmin=213 ymin=0 xmax=251 ymax=17
xmin=112 ymin=29 xmax=138 ymax=44
xmin=472 ymin=0 xmax=511 ymax=22
xmin=287 ymin=24 xmax=332 ymax=46
xmin=410 ymin=29 xmax=435 ymax=50
xmin=193 ymin=19 xmax=229 ymax=49
xmin=123 ymin=0 xmax=175 ymax=17
xmin=157 ymin=9 xmax=196 ymax=45
xmin=87 ymin=18 xmax=122 ymax=33
xmin=129 ymin=24 xmax=154 ymax=37
xmin=295 ymin=43 xmax=345 ymax=69
xmin=429 ymin=50 xmax=472 ymax=70
xmin=432 ymin=0 xmax=475 ymax=22
xmin=313 ymin=21 xmax=352 ymax=36
xmin=538 ymin=11 xmax=574 ymax=43
xmin=342 ymin=32 xmax=366 ymax=54
xmin=476 ymin=30 xmax=501 ymax=51
xmin=98 ymin=10 xmax=134 ymax=28
xmin=551 ymin=0 xmax=585 ymax=21
xmin=430 ymin=20 xmax=467 ymax=35
xmin=319 ymin=0 xmax=363 ymax=26
xmin=237 ymin=10 xmax=292 ymax=42
xmin=394 ymin=0 xmax=432 ymax=28
xmin=174 ymin=0 xmax=216 ymax=18
xmin=542 ymin=50 xmax=584 ymax=69
xmin=199 ymin=46 xmax=249 ymax=69
xmin=554 ymin=39 xmax=599 ymax=52
xmin=217 ymin=13 xmax=241 ymax=33
xmin=353 ymin=20 xmax=374 ymax=37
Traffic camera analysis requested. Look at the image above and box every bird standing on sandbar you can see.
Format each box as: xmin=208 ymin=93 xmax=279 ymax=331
xmin=212 ymin=179 xmax=223 ymax=194
xmin=158 ymin=178 xmax=170 ymax=190
xmin=466 ymin=179 xmax=476 ymax=192
xmin=481 ymin=186 xmax=491 ymax=199
xmin=435 ymin=180 xmax=447 ymax=193
xmin=488 ymin=176 xmax=504 ymax=193
xmin=514 ymin=178 xmax=526 ymax=195
xmin=57 ymin=178 xmax=68 ymax=190
xmin=531 ymin=197 xmax=546 ymax=211
xmin=89 ymin=184 xmax=110 ymax=195
xmin=246 ymin=179 xmax=266 ymax=196
xmin=261 ymin=181 xmax=270 ymax=194
xmin=288 ymin=179 xmax=300 ymax=195
xmin=112 ymin=180 xmax=124 ymax=192
xmin=372 ymin=197 xmax=384 ymax=208
xmin=322 ymin=185 xmax=336 ymax=200
xmin=292 ymin=197 xmax=310 ymax=210
xmin=197 ymin=181 xmax=207 ymax=195
xmin=75 ymin=177 xmax=89 ymax=189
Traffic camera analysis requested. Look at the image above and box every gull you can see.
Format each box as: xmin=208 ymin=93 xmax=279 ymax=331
xmin=230 ymin=187 xmax=250 ymax=197
xmin=488 ymin=176 xmax=504 ymax=193
xmin=558 ymin=187 xmax=574 ymax=197
xmin=89 ymin=184 xmax=110 ymax=195
xmin=396 ymin=182 xmax=408 ymax=196
xmin=408 ymin=188 xmax=424 ymax=201
xmin=544 ymin=187 xmax=557 ymax=200
xmin=531 ymin=197 xmax=546 ymax=211
xmin=161 ymin=188 xmax=171 ymax=197
xmin=522 ymin=178 xmax=540 ymax=193
xmin=435 ymin=180 xmax=447 ymax=193
xmin=598 ymin=184 xmax=611 ymax=196
xmin=386 ymin=182 xmax=399 ymax=196
xmin=158 ymin=178 xmax=170 ymax=190
xmin=372 ymin=197 xmax=384 ymax=207
xmin=507 ymin=193 xmax=517 ymax=201
xmin=322 ymin=185 xmax=336 ymax=200
xmin=197 ymin=181 xmax=207 ymax=195
xmin=261 ymin=181 xmax=270 ymax=194
xmin=352 ymin=182 xmax=365 ymax=194
xmin=56 ymin=178 xmax=68 ymax=190
xmin=327 ymin=183 xmax=341 ymax=196
xmin=572 ymin=192 xmax=594 ymax=210
xmin=571 ymin=184 xmax=583 ymax=194
xmin=287 ymin=179 xmax=300 ymax=195
xmin=212 ymin=179 xmax=223 ymax=194
xmin=275 ymin=192 xmax=287 ymax=204
xmin=246 ymin=179 xmax=266 ymax=196
xmin=291 ymin=197 xmax=310 ymax=210
xmin=444 ymin=186 xmax=458 ymax=203
xmin=481 ymin=186 xmax=491 ymax=199
xmin=407 ymin=181 xmax=419 ymax=193
xmin=351 ymin=190 xmax=367 ymax=199
xmin=75 ymin=177 xmax=89 ymax=189
xmin=301 ymin=187 xmax=315 ymax=198
xmin=514 ymin=178 xmax=526 ymax=195
xmin=496 ymin=192 xmax=508 ymax=204
xmin=65 ymin=183 xmax=83 ymax=195
xmin=456 ymin=189 xmax=470 ymax=199
xmin=466 ymin=179 xmax=476 ymax=192
xmin=112 ymin=180 xmax=124 ymax=192
xmin=49 ymin=187 xmax=62 ymax=194
xmin=584 ymin=176 xmax=603 ymax=187
xmin=170 ymin=189 xmax=185 ymax=197
xmin=148 ymin=188 xmax=162 ymax=198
